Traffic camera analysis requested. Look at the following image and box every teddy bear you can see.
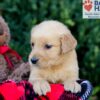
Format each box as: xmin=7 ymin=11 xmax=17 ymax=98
xmin=0 ymin=16 xmax=30 ymax=82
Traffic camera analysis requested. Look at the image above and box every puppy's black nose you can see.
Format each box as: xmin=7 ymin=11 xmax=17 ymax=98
xmin=31 ymin=57 xmax=39 ymax=64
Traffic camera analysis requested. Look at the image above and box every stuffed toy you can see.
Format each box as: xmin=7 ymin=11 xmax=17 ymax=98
xmin=0 ymin=16 xmax=30 ymax=82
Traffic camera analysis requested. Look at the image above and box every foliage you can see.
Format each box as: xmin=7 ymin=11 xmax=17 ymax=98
xmin=0 ymin=0 xmax=100 ymax=99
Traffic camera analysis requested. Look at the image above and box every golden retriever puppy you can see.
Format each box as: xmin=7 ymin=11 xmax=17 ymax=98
xmin=29 ymin=20 xmax=81 ymax=96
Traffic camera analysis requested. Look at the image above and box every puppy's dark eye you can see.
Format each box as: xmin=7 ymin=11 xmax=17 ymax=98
xmin=31 ymin=43 xmax=34 ymax=47
xmin=45 ymin=44 xmax=52 ymax=49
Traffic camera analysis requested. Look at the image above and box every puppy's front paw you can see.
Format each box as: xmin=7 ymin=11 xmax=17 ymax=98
xmin=64 ymin=81 xmax=81 ymax=93
xmin=33 ymin=80 xmax=51 ymax=96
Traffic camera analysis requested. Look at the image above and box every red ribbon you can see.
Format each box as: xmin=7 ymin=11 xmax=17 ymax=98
xmin=0 ymin=45 xmax=21 ymax=69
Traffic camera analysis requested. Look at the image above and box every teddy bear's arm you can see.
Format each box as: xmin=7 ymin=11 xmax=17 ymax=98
xmin=8 ymin=63 xmax=30 ymax=81
xmin=0 ymin=55 xmax=9 ymax=82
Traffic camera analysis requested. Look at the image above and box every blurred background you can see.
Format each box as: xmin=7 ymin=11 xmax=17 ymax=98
xmin=0 ymin=0 xmax=100 ymax=99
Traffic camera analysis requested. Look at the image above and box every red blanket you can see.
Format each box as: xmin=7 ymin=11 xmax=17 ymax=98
xmin=0 ymin=80 xmax=93 ymax=100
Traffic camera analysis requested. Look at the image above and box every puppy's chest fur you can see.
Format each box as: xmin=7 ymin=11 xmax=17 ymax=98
xmin=42 ymin=70 xmax=64 ymax=83
xmin=35 ymin=66 xmax=68 ymax=83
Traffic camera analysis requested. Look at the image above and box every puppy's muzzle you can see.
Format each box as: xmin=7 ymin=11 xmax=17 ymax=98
xmin=31 ymin=57 xmax=39 ymax=64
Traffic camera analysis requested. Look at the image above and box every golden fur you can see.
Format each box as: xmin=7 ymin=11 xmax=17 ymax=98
xmin=29 ymin=20 xmax=81 ymax=95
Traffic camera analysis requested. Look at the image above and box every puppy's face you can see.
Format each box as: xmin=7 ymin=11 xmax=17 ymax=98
xmin=29 ymin=34 xmax=61 ymax=68
xmin=29 ymin=21 xmax=77 ymax=68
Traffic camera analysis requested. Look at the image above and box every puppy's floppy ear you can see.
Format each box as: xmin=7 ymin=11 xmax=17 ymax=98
xmin=60 ymin=33 xmax=77 ymax=54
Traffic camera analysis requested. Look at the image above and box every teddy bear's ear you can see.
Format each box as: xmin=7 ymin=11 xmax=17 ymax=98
xmin=0 ymin=16 xmax=10 ymax=44
xmin=60 ymin=33 xmax=77 ymax=54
